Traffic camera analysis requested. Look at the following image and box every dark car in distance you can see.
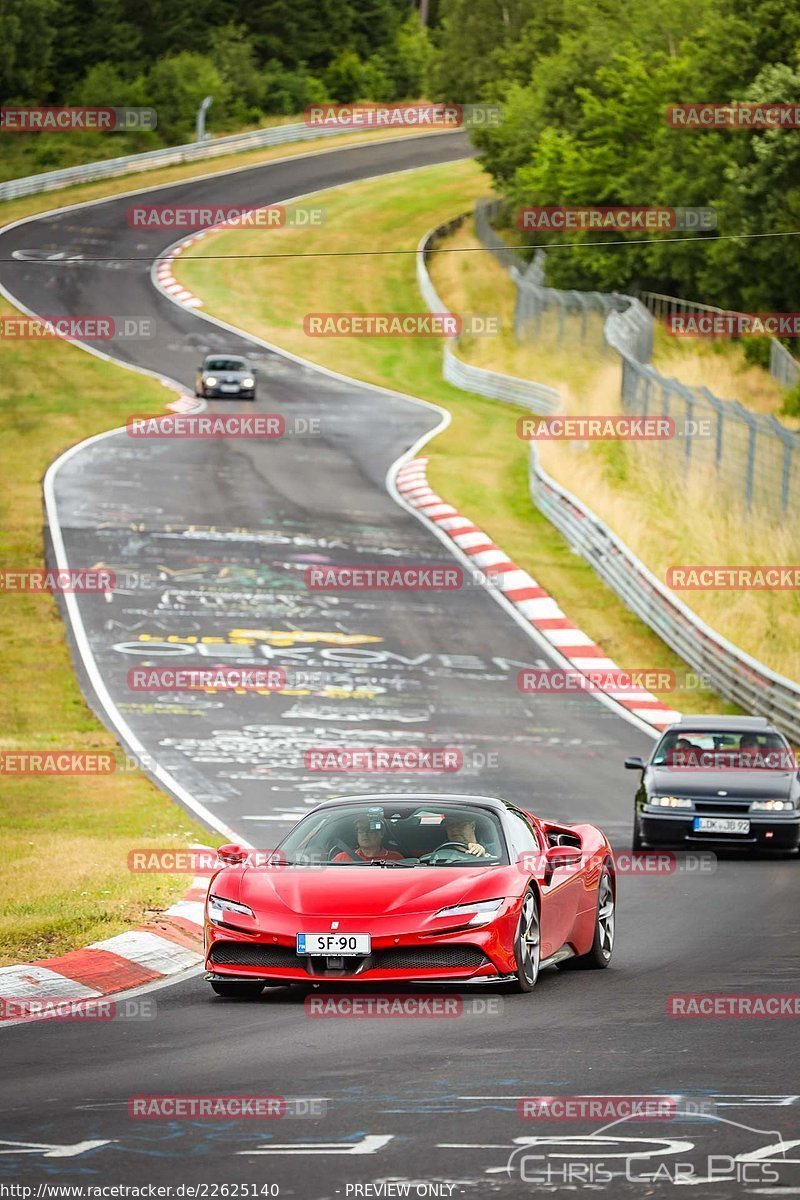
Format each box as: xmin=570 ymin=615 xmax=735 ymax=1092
xmin=196 ymin=354 xmax=256 ymax=400
xmin=627 ymin=715 xmax=800 ymax=853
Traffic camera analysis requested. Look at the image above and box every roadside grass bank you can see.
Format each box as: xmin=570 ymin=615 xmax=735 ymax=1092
xmin=0 ymin=305 xmax=220 ymax=966
xmin=431 ymin=218 xmax=800 ymax=681
xmin=0 ymin=126 xmax=443 ymax=966
xmin=176 ymin=161 xmax=730 ymax=717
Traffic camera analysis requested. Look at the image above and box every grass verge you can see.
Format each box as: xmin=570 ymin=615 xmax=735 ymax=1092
xmin=0 ymin=124 xmax=444 ymax=966
xmin=176 ymin=161 xmax=730 ymax=717
xmin=430 ymin=218 xmax=800 ymax=681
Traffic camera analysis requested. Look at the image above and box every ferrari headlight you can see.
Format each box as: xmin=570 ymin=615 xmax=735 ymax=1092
xmin=241 ymin=377 xmax=255 ymax=388
xmin=750 ymin=799 xmax=795 ymax=812
xmin=434 ymin=898 xmax=505 ymax=927
xmin=205 ymin=376 xmax=218 ymax=387
xmin=207 ymin=893 xmax=255 ymax=924
xmin=650 ymin=795 xmax=693 ymax=808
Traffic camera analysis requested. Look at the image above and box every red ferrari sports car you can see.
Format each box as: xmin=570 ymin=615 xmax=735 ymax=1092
xmin=204 ymin=793 xmax=615 ymax=997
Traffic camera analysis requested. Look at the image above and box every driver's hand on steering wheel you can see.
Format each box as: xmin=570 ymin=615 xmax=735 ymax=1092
xmin=464 ymin=841 xmax=489 ymax=856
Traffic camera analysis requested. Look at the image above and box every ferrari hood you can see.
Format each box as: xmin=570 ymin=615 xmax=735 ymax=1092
xmin=233 ymin=865 xmax=503 ymax=918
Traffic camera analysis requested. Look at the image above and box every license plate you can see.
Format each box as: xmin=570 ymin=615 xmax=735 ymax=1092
xmin=296 ymin=933 xmax=371 ymax=956
xmin=693 ymin=817 xmax=750 ymax=834
xmin=220 ymin=383 xmax=239 ymax=393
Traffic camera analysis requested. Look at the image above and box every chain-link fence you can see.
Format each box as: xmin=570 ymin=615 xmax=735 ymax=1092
xmin=418 ymin=211 xmax=800 ymax=736
xmin=474 ymin=199 xmax=800 ymax=518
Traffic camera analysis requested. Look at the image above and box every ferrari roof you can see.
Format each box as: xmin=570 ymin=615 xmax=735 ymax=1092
xmin=314 ymin=793 xmax=510 ymax=811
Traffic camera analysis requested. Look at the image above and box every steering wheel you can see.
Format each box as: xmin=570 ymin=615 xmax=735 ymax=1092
xmin=421 ymin=841 xmax=476 ymax=864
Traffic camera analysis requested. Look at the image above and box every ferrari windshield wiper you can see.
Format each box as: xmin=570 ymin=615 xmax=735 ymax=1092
xmin=368 ymin=860 xmax=415 ymax=868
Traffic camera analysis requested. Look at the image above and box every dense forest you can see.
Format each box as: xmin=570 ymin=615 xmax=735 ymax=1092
xmin=2 ymin=0 xmax=798 ymax=313
xmin=444 ymin=0 xmax=800 ymax=313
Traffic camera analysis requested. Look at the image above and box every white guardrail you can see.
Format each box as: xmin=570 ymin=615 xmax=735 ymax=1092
xmin=417 ymin=213 xmax=800 ymax=741
xmin=417 ymin=218 xmax=559 ymax=414
xmin=0 ymin=121 xmax=380 ymax=202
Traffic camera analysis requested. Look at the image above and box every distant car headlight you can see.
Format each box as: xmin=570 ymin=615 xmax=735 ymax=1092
xmin=750 ymin=799 xmax=796 ymax=812
xmin=650 ymin=795 xmax=693 ymax=808
xmin=207 ymin=894 xmax=255 ymax=924
xmin=241 ymin=377 xmax=255 ymax=388
xmin=204 ymin=376 xmax=218 ymax=387
xmin=433 ymin=898 xmax=505 ymax=927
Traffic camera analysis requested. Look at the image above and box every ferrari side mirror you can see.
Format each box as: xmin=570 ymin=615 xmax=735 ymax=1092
xmin=217 ymin=843 xmax=249 ymax=865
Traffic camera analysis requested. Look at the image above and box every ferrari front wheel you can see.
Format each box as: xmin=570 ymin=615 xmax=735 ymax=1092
xmin=510 ymin=888 xmax=540 ymax=993
xmin=210 ymin=981 xmax=265 ymax=998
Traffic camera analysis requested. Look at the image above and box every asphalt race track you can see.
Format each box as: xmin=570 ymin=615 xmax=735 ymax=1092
xmin=1 ymin=132 xmax=799 ymax=1197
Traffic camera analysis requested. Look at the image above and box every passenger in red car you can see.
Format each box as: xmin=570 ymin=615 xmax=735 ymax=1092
xmin=332 ymin=818 xmax=404 ymax=862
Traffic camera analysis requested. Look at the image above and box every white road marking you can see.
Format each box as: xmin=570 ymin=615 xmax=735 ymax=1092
xmin=241 ymin=1134 xmax=395 ymax=1156
xmin=0 ymin=1139 xmax=113 ymax=1157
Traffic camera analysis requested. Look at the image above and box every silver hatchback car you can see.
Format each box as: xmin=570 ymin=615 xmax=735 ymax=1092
xmin=196 ymin=354 xmax=256 ymax=400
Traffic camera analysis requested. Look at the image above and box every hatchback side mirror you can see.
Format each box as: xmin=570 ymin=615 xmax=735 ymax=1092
xmin=625 ymin=756 xmax=646 ymax=770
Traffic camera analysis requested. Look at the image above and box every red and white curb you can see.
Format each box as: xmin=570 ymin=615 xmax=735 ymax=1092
xmin=0 ymin=851 xmax=213 ymax=1021
xmin=395 ymin=458 xmax=681 ymax=731
xmin=155 ymin=236 xmax=205 ymax=308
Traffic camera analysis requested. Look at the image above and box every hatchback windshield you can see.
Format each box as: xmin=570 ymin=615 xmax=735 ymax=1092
xmin=205 ymin=358 xmax=247 ymax=371
xmin=653 ymin=729 xmax=795 ymax=770
xmin=276 ymin=802 xmax=508 ymax=866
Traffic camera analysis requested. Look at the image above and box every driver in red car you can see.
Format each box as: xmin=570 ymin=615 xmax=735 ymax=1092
xmin=333 ymin=817 xmax=404 ymax=862
xmin=441 ymin=814 xmax=489 ymax=857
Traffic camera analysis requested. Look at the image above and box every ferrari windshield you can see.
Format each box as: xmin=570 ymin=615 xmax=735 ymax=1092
xmin=276 ymin=801 xmax=508 ymax=867
xmin=653 ymin=729 xmax=795 ymax=770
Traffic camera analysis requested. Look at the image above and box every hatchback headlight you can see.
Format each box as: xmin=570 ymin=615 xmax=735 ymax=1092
xmin=205 ymin=375 xmax=218 ymax=387
xmin=750 ymin=799 xmax=795 ymax=812
xmin=433 ymin=898 xmax=505 ymax=927
xmin=241 ymin=377 xmax=255 ymax=388
xmin=207 ymin=894 xmax=255 ymax=924
xmin=650 ymin=795 xmax=693 ymax=808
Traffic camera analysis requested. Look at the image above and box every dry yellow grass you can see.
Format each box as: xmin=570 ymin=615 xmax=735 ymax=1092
xmin=429 ymin=221 xmax=800 ymax=680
